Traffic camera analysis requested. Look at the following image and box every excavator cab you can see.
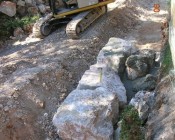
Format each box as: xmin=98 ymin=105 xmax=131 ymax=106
xmin=33 ymin=0 xmax=115 ymax=39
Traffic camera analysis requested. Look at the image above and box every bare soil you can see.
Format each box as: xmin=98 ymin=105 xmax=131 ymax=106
xmin=0 ymin=0 xmax=169 ymax=139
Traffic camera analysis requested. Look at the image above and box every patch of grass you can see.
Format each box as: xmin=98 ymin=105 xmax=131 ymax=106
xmin=167 ymin=0 xmax=171 ymax=7
xmin=120 ymin=106 xmax=144 ymax=140
xmin=0 ymin=14 xmax=39 ymax=39
xmin=160 ymin=42 xmax=173 ymax=77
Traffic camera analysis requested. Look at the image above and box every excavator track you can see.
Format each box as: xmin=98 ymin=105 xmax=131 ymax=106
xmin=66 ymin=6 xmax=107 ymax=39
xmin=32 ymin=13 xmax=53 ymax=38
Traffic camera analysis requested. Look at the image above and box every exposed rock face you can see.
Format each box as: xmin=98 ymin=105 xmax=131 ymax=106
xmin=129 ymin=91 xmax=155 ymax=122
xmin=97 ymin=38 xmax=135 ymax=76
xmin=0 ymin=1 xmax=16 ymax=17
xmin=53 ymin=87 xmax=119 ymax=140
xmin=132 ymin=74 xmax=157 ymax=92
xmin=146 ymin=72 xmax=175 ymax=140
xmin=77 ymin=63 xmax=127 ymax=108
xmin=126 ymin=49 xmax=156 ymax=80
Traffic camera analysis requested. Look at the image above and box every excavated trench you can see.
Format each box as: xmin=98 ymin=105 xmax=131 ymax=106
xmin=122 ymin=51 xmax=162 ymax=102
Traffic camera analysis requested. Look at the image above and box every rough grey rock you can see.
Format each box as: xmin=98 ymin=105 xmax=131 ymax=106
xmin=38 ymin=4 xmax=46 ymax=13
xmin=138 ymin=49 xmax=156 ymax=67
xmin=53 ymin=87 xmax=119 ymax=140
xmin=114 ymin=121 xmax=121 ymax=140
xmin=126 ymin=55 xmax=149 ymax=80
xmin=146 ymin=74 xmax=175 ymax=140
xmin=129 ymin=91 xmax=155 ymax=121
xmin=0 ymin=1 xmax=16 ymax=17
xmin=4 ymin=106 xmax=9 ymax=112
xmin=132 ymin=74 xmax=157 ymax=92
xmin=13 ymin=27 xmax=24 ymax=38
xmin=17 ymin=0 xmax=25 ymax=6
xmin=126 ymin=49 xmax=156 ymax=80
xmin=27 ymin=7 xmax=39 ymax=15
xmin=77 ymin=63 xmax=127 ymax=107
xmin=25 ymin=0 xmax=36 ymax=6
xmin=17 ymin=5 xmax=26 ymax=16
xmin=97 ymin=38 xmax=135 ymax=75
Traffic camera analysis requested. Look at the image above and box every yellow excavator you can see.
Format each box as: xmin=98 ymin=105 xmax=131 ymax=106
xmin=33 ymin=0 xmax=115 ymax=39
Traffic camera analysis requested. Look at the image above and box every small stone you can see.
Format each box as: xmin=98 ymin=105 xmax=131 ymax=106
xmin=38 ymin=4 xmax=46 ymax=13
xmin=14 ymin=27 xmax=24 ymax=38
xmin=49 ymin=131 xmax=53 ymax=137
xmin=68 ymin=73 xmax=73 ymax=79
xmin=16 ymin=5 xmax=26 ymax=16
xmin=0 ymin=104 xmax=3 ymax=109
xmin=4 ymin=106 xmax=9 ymax=112
xmin=13 ymin=92 xmax=19 ymax=98
xmin=61 ymin=88 xmax=67 ymax=93
xmin=15 ymin=101 xmax=19 ymax=105
xmin=36 ymin=99 xmax=45 ymax=108
xmin=17 ymin=0 xmax=25 ymax=6
xmin=25 ymin=0 xmax=36 ymax=6
xmin=27 ymin=7 xmax=38 ymax=15
xmin=42 ymin=83 xmax=46 ymax=87
xmin=23 ymin=23 xmax=34 ymax=34
xmin=7 ymin=100 xmax=13 ymax=106
xmin=44 ymin=113 xmax=48 ymax=118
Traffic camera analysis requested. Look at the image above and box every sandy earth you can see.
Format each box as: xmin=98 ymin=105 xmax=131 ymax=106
xmin=0 ymin=0 xmax=169 ymax=139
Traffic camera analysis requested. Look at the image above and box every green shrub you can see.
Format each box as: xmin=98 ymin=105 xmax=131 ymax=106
xmin=160 ymin=42 xmax=173 ymax=78
xmin=0 ymin=14 xmax=39 ymax=39
xmin=120 ymin=106 xmax=144 ymax=140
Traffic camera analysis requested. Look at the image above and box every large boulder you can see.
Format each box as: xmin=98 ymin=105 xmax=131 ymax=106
xmin=129 ymin=91 xmax=155 ymax=121
xmin=132 ymin=74 xmax=157 ymax=92
xmin=126 ymin=55 xmax=149 ymax=80
xmin=126 ymin=49 xmax=156 ymax=80
xmin=0 ymin=1 xmax=16 ymax=17
xmin=77 ymin=63 xmax=127 ymax=108
xmin=97 ymin=38 xmax=135 ymax=75
xmin=53 ymin=87 xmax=119 ymax=140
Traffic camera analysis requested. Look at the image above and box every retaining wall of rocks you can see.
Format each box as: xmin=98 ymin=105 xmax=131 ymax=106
xmin=52 ymin=38 xmax=133 ymax=140
xmin=169 ymin=0 xmax=175 ymax=68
